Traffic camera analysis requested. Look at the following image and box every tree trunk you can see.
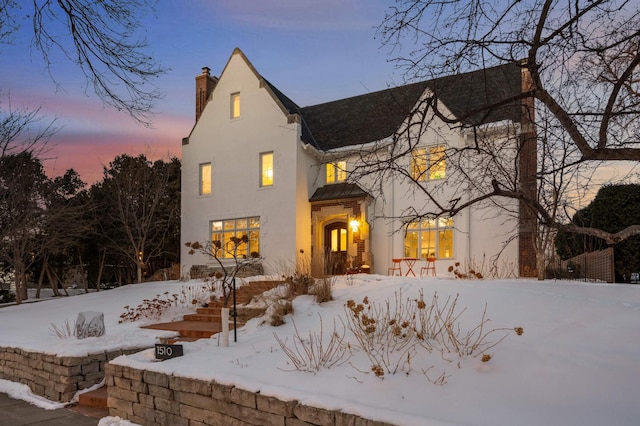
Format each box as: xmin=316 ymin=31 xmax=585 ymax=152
xmin=95 ymin=248 xmax=107 ymax=291
xmin=13 ymin=256 xmax=27 ymax=304
xmin=36 ymin=261 xmax=46 ymax=299
xmin=78 ymin=255 xmax=88 ymax=293
xmin=44 ymin=262 xmax=61 ymax=297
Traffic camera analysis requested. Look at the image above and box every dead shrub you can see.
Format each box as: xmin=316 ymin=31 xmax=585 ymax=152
xmin=49 ymin=318 xmax=76 ymax=339
xmin=284 ymin=273 xmax=315 ymax=296
xmin=267 ymin=299 xmax=293 ymax=326
xmin=274 ymin=314 xmax=352 ymax=372
xmin=344 ymin=289 xmax=523 ymax=384
xmin=311 ymin=276 xmax=334 ymax=303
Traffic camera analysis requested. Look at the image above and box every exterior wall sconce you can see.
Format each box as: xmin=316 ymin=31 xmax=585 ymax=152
xmin=349 ymin=219 xmax=360 ymax=233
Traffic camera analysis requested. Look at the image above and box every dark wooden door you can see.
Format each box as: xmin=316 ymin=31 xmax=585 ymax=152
xmin=324 ymin=222 xmax=348 ymax=275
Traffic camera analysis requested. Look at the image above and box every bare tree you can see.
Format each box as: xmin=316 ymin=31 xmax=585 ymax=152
xmin=185 ymin=237 xmax=262 ymax=308
xmin=93 ymin=154 xmax=179 ymax=283
xmin=36 ymin=169 xmax=92 ymax=296
xmin=374 ymin=0 xmax=640 ymax=246
xmin=0 ymin=152 xmax=49 ymax=303
xmin=1 ymin=0 xmax=165 ymax=124
xmin=0 ymin=93 xmax=56 ymax=159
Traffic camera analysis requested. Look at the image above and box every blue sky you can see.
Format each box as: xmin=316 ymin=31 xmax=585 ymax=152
xmin=2 ymin=0 xmax=403 ymax=184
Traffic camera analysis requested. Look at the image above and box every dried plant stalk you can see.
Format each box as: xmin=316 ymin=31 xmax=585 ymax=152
xmin=274 ymin=314 xmax=351 ymax=373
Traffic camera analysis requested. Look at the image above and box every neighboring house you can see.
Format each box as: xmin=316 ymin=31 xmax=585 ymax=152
xmin=181 ymin=48 xmax=536 ymax=278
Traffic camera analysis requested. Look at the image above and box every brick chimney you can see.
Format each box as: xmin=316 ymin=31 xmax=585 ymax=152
xmin=518 ymin=63 xmax=538 ymax=277
xmin=195 ymin=67 xmax=218 ymax=122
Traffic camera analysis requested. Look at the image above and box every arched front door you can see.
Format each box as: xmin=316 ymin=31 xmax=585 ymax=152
xmin=324 ymin=222 xmax=348 ymax=275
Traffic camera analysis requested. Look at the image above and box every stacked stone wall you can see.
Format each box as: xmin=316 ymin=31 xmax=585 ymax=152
xmin=106 ymin=363 xmax=394 ymax=426
xmin=0 ymin=346 xmax=147 ymax=402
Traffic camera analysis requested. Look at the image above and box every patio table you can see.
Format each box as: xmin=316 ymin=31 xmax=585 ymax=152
xmin=402 ymin=258 xmax=418 ymax=276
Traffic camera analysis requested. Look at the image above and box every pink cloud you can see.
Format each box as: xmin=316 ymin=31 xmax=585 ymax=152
xmin=43 ymin=113 xmax=191 ymax=186
xmin=6 ymin=73 xmax=194 ymax=187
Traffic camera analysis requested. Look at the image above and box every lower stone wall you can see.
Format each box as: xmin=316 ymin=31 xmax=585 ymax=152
xmin=0 ymin=346 xmax=147 ymax=402
xmin=106 ymin=363 xmax=394 ymax=426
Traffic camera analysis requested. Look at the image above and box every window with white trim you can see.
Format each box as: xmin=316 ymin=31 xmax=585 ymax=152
xmin=326 ymin=160 xmax=346 ymax=184
xmin=199 ymin=163 xmax=211 ymax=195
xmin=210 ymin=217 xmax=260 ymax=259
xmin=260 ymin=152 xmax=274 ymax=187
xmin=230 ymin=92 xmax=240 ymax=119
xmin=410 ymin=145 xmax=446 ymax=181
xmin=404 ymin=217 xmax=454 ymax=259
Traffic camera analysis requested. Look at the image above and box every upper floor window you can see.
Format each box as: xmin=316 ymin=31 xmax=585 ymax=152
xmin=410 ymin=145 xmax=446 ymax=181
xmin=199 ymin=163 xmax=211 ymax=195
xmin=404 ymin=217 xmax=454 ymax=259
xmin=429 ymin=145 xmax=446 ymax=180
xmin=260 ymin=152 xmax=274 ymax=187
xmin=326 ymin=160 xmax=346 ymax=184
xmin=230 ymin=92 xmax=240 ymax=119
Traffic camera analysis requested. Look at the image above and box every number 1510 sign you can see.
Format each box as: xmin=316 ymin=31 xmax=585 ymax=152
xmin=155 ymin=343 xmax=183 ymax=360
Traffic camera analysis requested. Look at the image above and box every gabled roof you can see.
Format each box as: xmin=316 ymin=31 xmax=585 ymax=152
xmin=263 ymin=79 xmax=300 ymax=115
xmin=214 ymin=48 xmax=302 ymax=121
xmin=309 ymin=183 xmax=370 ymax=202
xmin=297 ymin=62 xmax=524 ymax=151
xmin=200 ymin=49 xmax=525 ymax=152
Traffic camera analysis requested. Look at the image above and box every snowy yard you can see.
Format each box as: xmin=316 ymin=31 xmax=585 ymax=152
xmin=1 ymin=275 xmax=639 ymax=425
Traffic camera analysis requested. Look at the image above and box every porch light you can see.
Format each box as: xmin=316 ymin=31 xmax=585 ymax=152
xmin=349 ymin=219 xmax=360 ymax=233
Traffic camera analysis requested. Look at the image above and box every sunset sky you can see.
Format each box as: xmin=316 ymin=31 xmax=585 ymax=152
xmin=2 ymin=0 xmax=399 ymax=184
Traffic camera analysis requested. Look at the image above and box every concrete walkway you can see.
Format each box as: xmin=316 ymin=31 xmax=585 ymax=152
xmin=0 ymin=392 xmax=100 ymax=425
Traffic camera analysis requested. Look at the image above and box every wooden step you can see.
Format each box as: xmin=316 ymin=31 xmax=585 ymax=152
xmin=70 ymin=386 xmax=110 ymax=419
xmin=168 ymin=336 xmax=200 ymax=344
xmin=197 ymin=307 xmax=223 ymax=315
xmin=78 ymin=386 xmax=107 ymax=409
xmin=142 ymin=320 xmax=221 ymax=338
xmin=141 ymin=280 xmax=284 ymax=344
xmin=183 ymin=313 xmax=221 ymax=322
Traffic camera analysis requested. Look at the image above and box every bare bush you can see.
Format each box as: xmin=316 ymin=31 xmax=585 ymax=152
xmin=177 ymin=284 xmax=210 ymax=306
xmin=119 ymin=284 xmax=210 ymax=323
xmin=49 ymin=318 xmax=76 ymax=339
xmin=267 ymin=299 xmax=294 ymax=327
xmin=311 ymin=276 xmax=334 ymax=303
xmin=447 ymin=260 xmax=486 ymax=279
xmin=284 ymin=273 xmax=315 ymax=297
xmin=344 ymin=290 xmax=522 ymax=383
xmin=274 ymin=314 xmax=352 ymax=373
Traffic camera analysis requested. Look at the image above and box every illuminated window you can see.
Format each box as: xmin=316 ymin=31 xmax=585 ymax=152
xmin=210 ymin=217 xmax=260 ymax=259
xmin=230 ymin=92 xmax=240 ymax=119
xmin=260 ymin=152 xmax=274 ymax=187
xmin=330 ymin=228 xmax=347 ymax=252
xmin=429 ymin=146 xmax=446 ymax=180
xmin=326 ymin=161 xmax=347 ymax=184
xmin=410 ymin=145 xmax=446 ymax=181
xmin=199 ymin=163 xmax=211 ymax=195
xmin=410 ymin=148 xmax=427 ymax=181
xmin=404 ymin=217 xmax=454 ymax=259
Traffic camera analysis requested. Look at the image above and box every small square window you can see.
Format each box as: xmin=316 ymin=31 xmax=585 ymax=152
xmin=260 ymin=152 xmax=273 ymax=187
xmin=410 ymin=145 xmax=446 ymax=181
xmin=326 ymin=161 xmax=346 ymax=184
xmin=230 ymin=92 xmax=240 ymax=119
xmin=199 ymin=163 xmax=211 ymax=195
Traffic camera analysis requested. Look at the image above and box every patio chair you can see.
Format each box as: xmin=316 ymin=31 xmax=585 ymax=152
xmin=388 ymin=258 xmax=403 ymax=276
xmin=420 ymin=256 xmax=436 ymax=277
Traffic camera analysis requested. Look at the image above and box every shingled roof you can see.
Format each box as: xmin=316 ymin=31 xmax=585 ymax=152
xmin=297 ymin=62 xmax=524 ymax=151
xmin=309 ymin=183 xmax=370 ymax=202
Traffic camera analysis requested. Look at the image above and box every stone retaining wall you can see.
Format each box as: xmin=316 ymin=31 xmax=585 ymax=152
xmin=0 ymin=346 xmax=147 ymax=402
xmin=106 ymin=363 xmax=394 ymax=426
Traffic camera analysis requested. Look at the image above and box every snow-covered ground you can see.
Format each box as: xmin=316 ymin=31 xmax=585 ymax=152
xmin=1 ymin=275 xmax=639 ymax=426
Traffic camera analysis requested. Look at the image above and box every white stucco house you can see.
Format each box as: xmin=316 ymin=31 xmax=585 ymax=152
xmin=181 ymin=48 xmax=537 ymax=278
